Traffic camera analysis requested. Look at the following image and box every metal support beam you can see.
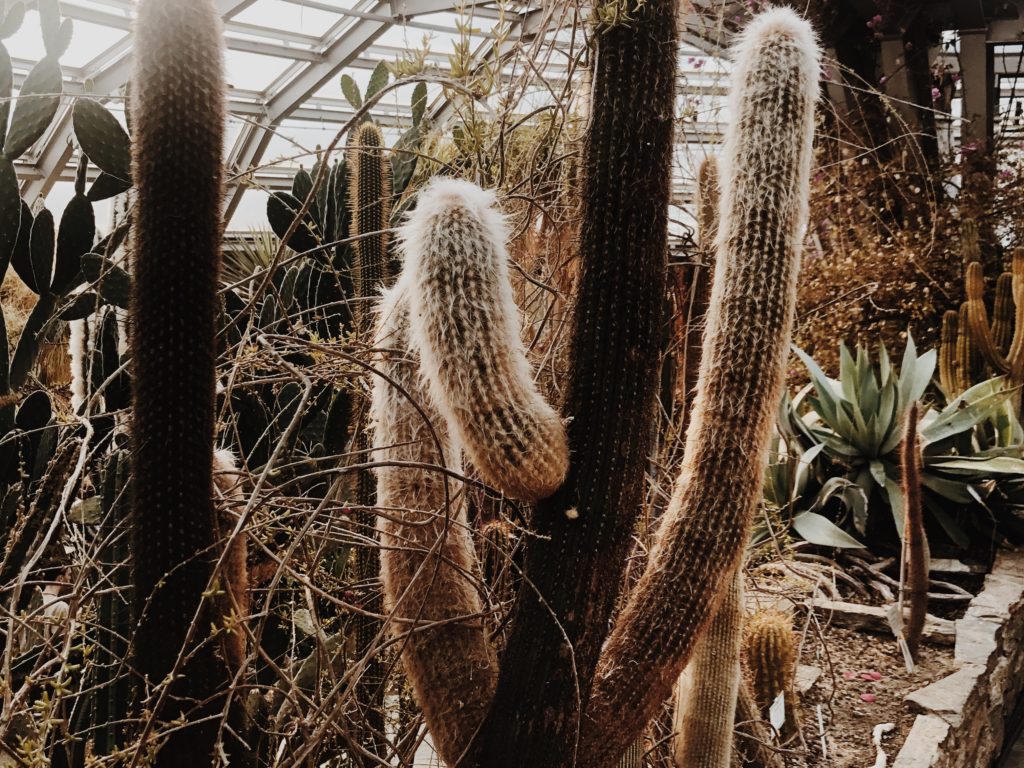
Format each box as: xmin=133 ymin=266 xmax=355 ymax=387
xmin=223 ymin=3 xmax=393 ymax=220
xmin=960 ymin=27 xmax=994 ymax=149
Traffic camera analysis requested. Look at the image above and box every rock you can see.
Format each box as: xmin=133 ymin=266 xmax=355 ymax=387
xmin=904 ymin=664 xmax=985 ymax=727
xmin=892 ymin=716 xmax=951 ymax=768
xmin=806 ymin=598 xmax=956 ymax=645
xmin=795 ymin=664 xmax=821 ymax=694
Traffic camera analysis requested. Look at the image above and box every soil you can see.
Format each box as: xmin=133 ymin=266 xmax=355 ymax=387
xmin=793 ymin=626 xmax=955 ymax=767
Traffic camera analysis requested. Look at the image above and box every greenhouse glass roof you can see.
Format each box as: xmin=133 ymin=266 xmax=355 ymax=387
xmin=6 ymin=0 xmax=734 ymax=234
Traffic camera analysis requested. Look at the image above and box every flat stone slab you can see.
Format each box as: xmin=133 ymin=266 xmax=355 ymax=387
xmin=807 ymin=597 xmax=956 ymax=645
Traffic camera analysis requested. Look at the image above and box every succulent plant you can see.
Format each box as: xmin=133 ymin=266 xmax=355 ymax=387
xmin=128 ymin=0 xmax=234 ymax=762
xmin=742 ymin=609 xmax=798 ymax=738
xmin=370 ymin=9 xmax=820 ymax=768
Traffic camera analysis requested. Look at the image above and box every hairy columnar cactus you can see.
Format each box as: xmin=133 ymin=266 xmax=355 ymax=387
xmin=682 ymin=156 xmax=719 ymax=416
xmin=129 ymin=0 xmax=230 ymax=761
xmin=672 ymin=568 xmax=743 ymax=768
xmin=901 ymin=402 xmax=929 ymax=657
xmin=471 ymin=1 xmax=680 ymax=763
xmin=938 ymin=310 xmax=963 ymax=396
xmin=742 ymin=610 xmax=798 ymax=737
xmin=578 ymin=11 xmax=820 ymax=765
xmin=991 ymin=272 xmax=1015 ymax=355
xmin=957 ymin=303 xmax=980 ymax=391
xmin=371 ymin=178 xmax=567 ymax=764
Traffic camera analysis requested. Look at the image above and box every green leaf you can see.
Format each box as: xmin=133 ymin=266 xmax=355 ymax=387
xmin=57 ymin=291 xmax=99 ymax=320
xmin=9 ymin=292 xmax=55 ymax=388
xmin=791 ymin=512 xmax=865 ymax=549
xmin=0 ymin=153 xmax=19 ymax=275
xmin=365 ymin=61 xmax=389 ymax=102
xmin=52 ymin=193 xmax=94 ymax=295
xmin=29 ymin=207 xmax=54 ymax=292
xmin=0 ymin=4 xmax=26 ymax=40
xmin=87 ymin=172 xmax=131 ymax=202
xmin=72 ymin=99 xmax=132 ymax=182
xmin=929 ymin=456 xmax=1024 ymax=475
xmin=411 ymin=80 xmax=427 ymax=127
xmin=4 ymin=56 xmax=62 ymax=159
xmin=340 ymin=74 xmax=361 ymax=109
xmin=80 ymin=253 xmax=130 ymax=309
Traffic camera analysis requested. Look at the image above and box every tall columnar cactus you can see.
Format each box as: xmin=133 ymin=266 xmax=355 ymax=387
xmin=901 ymin=402 xmax=929 ymax=657
xmin=991 ymin=272 xmax=1015 ymax=355
xmin=672 ymin=569 xmax=743 ymax=768
xmin=742 ymin=610 xmax=798 ymax=737
xmin=578 ymin=10 xmax=819 ymax=765
xmin=348 ymin=119 xmax=394 ymax=764
xmin=371 ymin=178 xmax=568 ymax=764
xmin=939 ymin=310 xmax=963 ymax=396
xmin=473 ymin=0 xmax=681 ymax=761
xmin=349 ymin=121 xmax=393 ymax=328
xmin=129 ymin=0 xmax=230 ymax=761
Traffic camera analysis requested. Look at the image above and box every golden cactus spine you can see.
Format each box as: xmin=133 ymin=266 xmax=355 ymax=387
xmin=901 ymin=402 xmax=929 ymax=657
xmin=128 ymin=0 xmax=229 ymax=761
xmin=579 ymin=10 xmax=819 ymax=765
xmin=742 ymin=610 xmax=798 ymax=737
xmin=401 ymin=178 xmax=569 ymax=502
xmin=672 ymin=569 xmax=743 ymax=768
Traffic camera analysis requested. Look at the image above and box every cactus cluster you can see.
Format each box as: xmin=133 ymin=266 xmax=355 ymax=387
xmin=369 ymin=7 xmax=819 ymax=768
xmin=940 ymin=244 xmax=1024 ymax=399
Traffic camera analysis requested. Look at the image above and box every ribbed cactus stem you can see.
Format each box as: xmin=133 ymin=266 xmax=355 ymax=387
xmin=939 ymin=310 xmax=960 ymax=397
xmin=957 ymin=303 xmax=979 ymax=391
xmin=743 ymin=610 xmax=797 ymax=737
xmin=992 ymin=272 xmax=1015 ymax=356
xmin=965 ymin=258 xmax=1024 ymax=379
xmin=579 ymin=11 xmax=819 ymax=766
xmin=672 ymin=568 xmax=743 ymax=768
xmin=349 ymin=121 xmax=393 ymax=331
xmin=129 ymin=0 xmax=228 ymax=761
xmin=370 ymin=282 xmax=497 ymax=765
xmin=402 ymin=178 xmax=569 ymax=501
xmin=212 ymin=448 xmax=248 ymax=673
xmin=901 ymin=402 xmax=929 ymax=657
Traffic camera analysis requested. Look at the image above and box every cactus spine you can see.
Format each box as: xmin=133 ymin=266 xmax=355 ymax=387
xmin=672 ymin=569 xmax=743 ymax=768
xmin=964 ymin=250 xmax=1024 ymax=385
xmin=742 ymin=610 xmax=798 ymax=737
xmin=578 ymin=11 xmax=819 ymax=765
xmin=901 ymin=402 xmax=929 ymax=657
xmin=129 ymin=0 xmax=229 ymax=761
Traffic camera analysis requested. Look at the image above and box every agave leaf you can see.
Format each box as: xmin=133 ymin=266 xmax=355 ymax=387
xmin=928 ymin=456 xmax=1024 ymax=475
xmin=839 ymin=343 xmax=857 ymax=403
xmin=882 ymin=475 xmax=905 ymax=538
xmin=925 ymin=497 xmax=970 ymax=549
xmin=790 ymin=443 xmax=825 ymax=503
xmin=923 ymin=387 xmax=1012 ymax=445
xmin=920 ymin=473 xmax=975 ymax=504
xmin=792 ymin=512 xmax=865 ymax=548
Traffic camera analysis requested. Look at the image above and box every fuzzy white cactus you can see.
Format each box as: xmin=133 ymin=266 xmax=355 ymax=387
xmin=400 ymin=178 xmax=569 ymax=502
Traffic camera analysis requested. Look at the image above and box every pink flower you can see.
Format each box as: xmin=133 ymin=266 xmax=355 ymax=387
xmin=931 ymin=86 xmax=942 ymax=101
xmin=879 ymin=75 xmax=888 ymax=85
xmin=860 ymin=670 xmax=883 ymax=681
xmin=867 ymin=13 xmax=882 ymax=29
xmin=860 ymin=693 xmax=877 ymax=703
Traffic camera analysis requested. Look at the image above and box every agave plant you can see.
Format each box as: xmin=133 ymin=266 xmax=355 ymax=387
xmin=792 ymin=337 xmax=1024 ymax=549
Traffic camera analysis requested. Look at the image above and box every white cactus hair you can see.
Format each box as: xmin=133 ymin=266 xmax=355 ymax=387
xmin=69 ymin=318 xmax=88 ymax=412
xmin=398 ymin=176 xmax=569 ymax=501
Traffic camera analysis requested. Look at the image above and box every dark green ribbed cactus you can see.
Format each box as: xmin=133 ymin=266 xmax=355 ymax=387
xmin=348 ymin=119 xmax=394 ymax=765
xmin=129 ymin=0 xmax=231 ymax=763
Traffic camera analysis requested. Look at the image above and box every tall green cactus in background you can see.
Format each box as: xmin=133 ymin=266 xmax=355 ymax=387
xmin=370 ymin=8 xmax=819 ymax=768
xmin=128 ymin=0 xmax=232 ymax=763
xmin=348 ymin=119 xmax=394 ymax=764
